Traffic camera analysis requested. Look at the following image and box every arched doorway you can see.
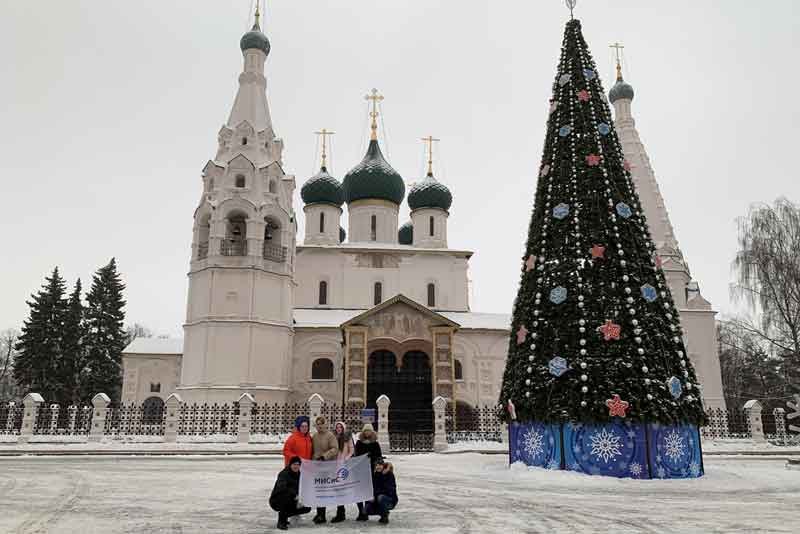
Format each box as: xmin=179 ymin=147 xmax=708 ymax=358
xmin=367 ymin=349 xmax=434 ymax=450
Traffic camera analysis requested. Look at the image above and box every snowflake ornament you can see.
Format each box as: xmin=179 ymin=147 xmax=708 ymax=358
xmin=516 ymin=325 xmax=529 ymax=345
xmin=663 ymin=430 xmax=685 ymax=462
xmin=583 ymin=68 xmax=597 ymax=80
xmin=606 ymin=394 xmax=630 ymax=417
xmin=640 ymin=284 xmax=658 ymax=302
xmin=689 ymin=462 xmax=701 ymax=476
xmin=559 ymin=125 xmax=572 ymax=137
xmin=553 ymin=203 xmax=570 ymax=220
xmin=558 ymin=73 xmax=572 ymax=86
xmin=599 ymin=319 xmax=621 ymax=340
xmin=590 ymin=244 xmax=605 ymax=259
xmin=589 ymin=428 xmax=623 ymax=463
xmin=668 ymin=376 xmax=683 ymax=399
xmin=615 ymin=202 xmax=633 ymax=219
xmin=549 ymin=286 xmax=567 ymax=304
xmin=597 ymin=122 xmax=611 ymax=135
xmin=548 ymin=356 xmax=568 ymax=377
xmin=629 ymin=463 xmax=643 ymax=477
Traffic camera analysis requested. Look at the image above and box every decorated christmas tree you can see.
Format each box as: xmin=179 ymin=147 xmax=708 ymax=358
xmin=498 ymin=17 xmax=706 ymax=479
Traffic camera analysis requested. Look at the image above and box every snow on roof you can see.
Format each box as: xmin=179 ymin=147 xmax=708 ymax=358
xmin=123 ymin=337 xmax=184 ymax=355
xmin=293 ymin=308 xmax=511 ymax=331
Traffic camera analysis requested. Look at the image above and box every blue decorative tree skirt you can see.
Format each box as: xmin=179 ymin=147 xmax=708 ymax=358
xmin=509 ymin=421 xmax=703 ymax=480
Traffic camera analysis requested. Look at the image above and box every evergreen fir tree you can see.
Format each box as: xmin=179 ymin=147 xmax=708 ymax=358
xmin=499 ymin=19 xmax=706 ymax=427
xmin=60 ymin=279 xmax=86 ymax=405
xmin=14 ymin=268 xmax=67 ymax=400
xmin=82 ymin=258 xmax=127 ymax=401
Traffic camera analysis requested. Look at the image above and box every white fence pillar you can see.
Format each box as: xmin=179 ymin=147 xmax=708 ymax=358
xmin=18 ymin=393 xmax=44 ymax=444
xmin=432 ymin=396 xmax=448 ymax=452
xmin=744 ymin=399 xmax=765 ymax=443
xmin=164 ymin=393 xmax=182 ymax=443
xmin=500 ymin=422 xmax=509 ymax=444
xmin=376 ymin=394 xmax=390 ymax=451
xmin=89 ymin=393 xmax=111 ymax=442
xmin=773 ymin=408 xmax=787 ymax=444
xmin=237 ymin=393 xmax=254 ymax=444
xmin=308 ymin=393 xmax=324 ymax=425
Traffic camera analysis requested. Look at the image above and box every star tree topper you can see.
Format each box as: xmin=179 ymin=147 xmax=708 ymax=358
xmin=606 ymin=394 xmax=630 ymax=417
xmin=599 ymin=320 xmax=621 ymax=341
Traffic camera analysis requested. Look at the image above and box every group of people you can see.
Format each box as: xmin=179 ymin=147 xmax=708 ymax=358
xmin=269 ymin=415 xmax=399 ymax=530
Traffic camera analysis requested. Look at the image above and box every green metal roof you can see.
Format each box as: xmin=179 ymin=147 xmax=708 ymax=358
xmin=301 ymin=167 xmax=344 ymax=206
xmin=342 ymin=140 xmax=405 ymax=205
xmin=609 ymin=76 xmax=634 ymax=104
xmin=240 ymin=23 xmax=271 ymax=56
xmin=398 ymin=221 xmax=413 ymax=245
xmin=408 ymin=172 xmax=452 ymax=211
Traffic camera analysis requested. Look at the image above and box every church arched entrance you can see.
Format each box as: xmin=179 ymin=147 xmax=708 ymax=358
xmin=367 ymin=349 xmax=434 ymax=450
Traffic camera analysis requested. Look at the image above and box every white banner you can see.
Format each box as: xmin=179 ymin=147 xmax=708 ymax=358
xmin=299 ymin=455 xmax=374 ymax=507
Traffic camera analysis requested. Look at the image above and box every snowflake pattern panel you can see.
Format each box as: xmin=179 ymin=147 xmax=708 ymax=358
xmin=563 ymin=421 xmax=648 ymax=479
xmin=509 ymin=421 xmax=562 ymax=469
xmin=647 ymin=423 xmax=703 ymax=479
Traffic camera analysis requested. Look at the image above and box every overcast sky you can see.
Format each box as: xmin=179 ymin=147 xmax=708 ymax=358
xmin=1 ymin=1 xmax=799 ymax=337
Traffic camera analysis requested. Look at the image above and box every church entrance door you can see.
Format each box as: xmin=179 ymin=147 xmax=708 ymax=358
xmin=367 ymin=350 xmax=434 ymax=451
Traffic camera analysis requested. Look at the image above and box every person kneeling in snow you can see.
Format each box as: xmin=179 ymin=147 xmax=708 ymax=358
xmin=269 ymin=456 xmax=312 ymax=530
xmin=365 ymin=459 xmax=398 ymax=524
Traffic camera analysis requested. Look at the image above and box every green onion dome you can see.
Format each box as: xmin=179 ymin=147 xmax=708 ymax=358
xmin=339 ymin=226 xmax=346 ymax=243
xmin=408 ymin=172 xmax=452 ymax=212
xmin=609 ymin=75 xmax=634 ymax=104
xmin=240 ymin=23 xmax=271 ymax=56
xmin=398 ymin=221 xmax=413 ymax=245
xmin=341 ymin=140 xmax=405 ymax=205
xmin=301 ymin=167 xmax=344 ymax=206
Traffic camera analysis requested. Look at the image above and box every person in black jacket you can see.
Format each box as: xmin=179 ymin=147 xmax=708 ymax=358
xmin=269 ymin=456 xmax=312 ymax=530
xmin=370 ymin=460 xmax=398 ymax=524
xmin=354 ymin=423 xmax=383 ymax=521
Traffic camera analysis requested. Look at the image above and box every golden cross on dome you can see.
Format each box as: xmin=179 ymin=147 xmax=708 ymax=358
xmin=610 ymin=42 xmax=625 ymax=80
xmin=315 ymin=128 xmax=335 ymax=169
xmin=421 ymin=135 xmax=440 ymax=176
xmin=254 ymin=1 xmax=262 ymax=27
xmin=365 ymin=88 xmax=384 ymax=141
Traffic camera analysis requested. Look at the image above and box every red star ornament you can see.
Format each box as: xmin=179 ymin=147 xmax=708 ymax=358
xmin=516 ymin=325 xmax=529 ymax=345
xmin=524 ymin=255 xmax=536 ymax=272
xmin=599 ymin=320 xmax=621 ymax=341
xmin=590 ymin=244 xmax=605 ymax=259
xmin=606 ymin=394 xmax=630 ymax=417
xmin=654 ymin=254 xmax=663 ymax=268
xmin=586 ymin=154 xmax=602 ymax=166
xmin=578 ymin=89 xmax=590 ymax=102
xmin=623 ymin=159 xmax=633 ymax=172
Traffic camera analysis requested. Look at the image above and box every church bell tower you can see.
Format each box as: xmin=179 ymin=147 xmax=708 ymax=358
xmin=178 ymin=4 xmax=296 ymax=403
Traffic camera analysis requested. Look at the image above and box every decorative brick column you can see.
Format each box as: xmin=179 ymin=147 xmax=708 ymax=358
xmin=744 ymin=399 xmax=765 ymax=443
xmin=237 ymin=393 xmax=254 ymax=444
xmin=376 ymin=394 xmax=390 ymax=451
xmin=432 ymin=396 xmax=448 ymax=452
xmin=89 ymin=393 xmax=111 ymax=442
xmin=308 ymin=393 xmax=324 ymax=426
xmin=164 ymin=393 xmax=183 ymax=443
xmin=18 ymin=393 xmax=44 ymax=444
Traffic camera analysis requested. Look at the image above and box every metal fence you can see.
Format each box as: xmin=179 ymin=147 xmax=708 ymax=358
xmin=445 ymin=403 xmax=503 ymax=443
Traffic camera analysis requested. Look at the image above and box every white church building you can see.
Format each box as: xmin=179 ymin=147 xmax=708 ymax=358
xmin=121 ymin=16 xmax=726 ymax=417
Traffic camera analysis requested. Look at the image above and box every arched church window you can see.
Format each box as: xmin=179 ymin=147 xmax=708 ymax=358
xmin=242 ymin=137 xmax=248 ymax=145
xmin=311 ymin=358 xmax=334 ymax=380
xmin=208 ymin=177 xmax=214 ymax=191
xmin=150 ymin=383 xmax=161 ymax=393
xmin=427 ymin=283 xmax=436 ymax=307
xmin=370 ymin=215 xmax=377 ymax=241
xmin=269 ymin=180 xmax=277 ymax=194
xmin=319 ymin=212 xmax=325 ymax=233
xmin=374 ymin=282 xmax=382 ymax=305
xmin=454 ymin=360 xmax=463 ymax=381
xmin=235 ymin=174 xmax=246 ymax=188
xmin=429 ymin=216 xmax=435 ymax=237
xmin=142 ymin=396 xmax=164 ymax=425
xmin=319 ymin=281 xmax=328 ymax=305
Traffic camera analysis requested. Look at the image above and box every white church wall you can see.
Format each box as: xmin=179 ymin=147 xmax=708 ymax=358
xmin=290 ymin=330 xmax=344 ymax=404
xmin=122 ymin=354 xmax=182 ymax=404
xmin=347 ymin=199 xmax=400 ymax=244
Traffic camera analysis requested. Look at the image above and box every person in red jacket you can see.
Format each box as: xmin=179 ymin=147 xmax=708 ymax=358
xmin=282 ymin=416 xmax=312 ymax=466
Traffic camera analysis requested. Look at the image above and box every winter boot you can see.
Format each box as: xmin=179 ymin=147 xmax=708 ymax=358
xmin=379 ymin=513 xmax=389 ymax=524
xmin=331 ymin=506 xmax=346 ymax=523
xmin=277 ymin=512 xmax=289 ymax=530
xmin=356 ymin=503 xmax=368 ymax=521
xmin=312 ymin=508 xmax=326 ymax=524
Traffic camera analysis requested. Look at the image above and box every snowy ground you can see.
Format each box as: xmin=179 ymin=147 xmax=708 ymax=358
xmin=0 ymin=454 xmax=798 ymax=533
